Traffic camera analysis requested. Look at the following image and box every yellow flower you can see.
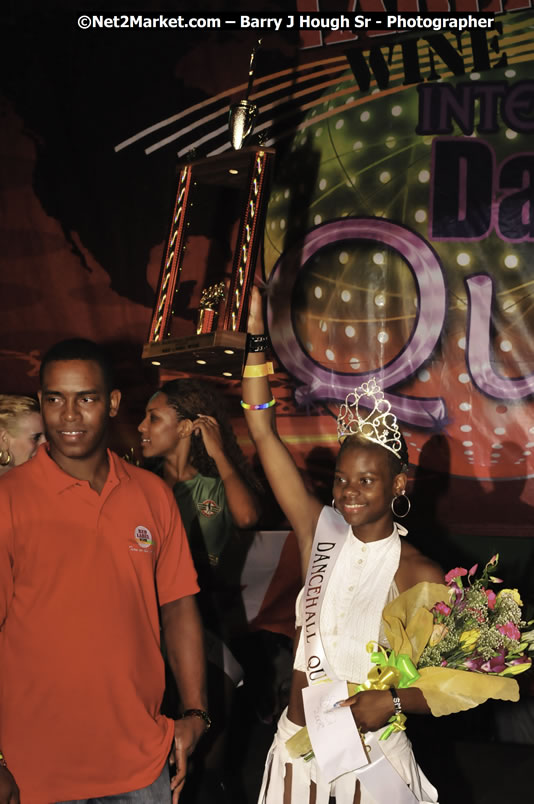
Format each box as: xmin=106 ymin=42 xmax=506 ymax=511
xmin=501 ymin=661 xmax=531 ymax=676
xmin=459 ymin=629 xmax=480 ymax=650
xmin=496 ymin=588 xmax=523 ymax=606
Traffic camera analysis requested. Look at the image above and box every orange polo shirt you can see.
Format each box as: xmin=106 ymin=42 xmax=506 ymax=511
xmin=0 ymin=445 xmax=199 ymax=803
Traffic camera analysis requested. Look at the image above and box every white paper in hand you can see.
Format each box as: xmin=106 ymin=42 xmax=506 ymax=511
xmin=302 ymin=680 xmax=369 ymax=783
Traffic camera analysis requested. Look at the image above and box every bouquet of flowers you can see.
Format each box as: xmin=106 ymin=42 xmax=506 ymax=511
xmin=286 ymin=555 xmax=530 ymax=759
xmin=417 ymin=554 xmax=531 ymax=677
xmin=377 ymin=556 xmax=530 ymax=722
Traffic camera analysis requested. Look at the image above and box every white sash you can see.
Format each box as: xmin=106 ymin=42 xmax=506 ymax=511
xmin=301 ymin=507 xmax=418 ymax=802
xmin=302 ymin=506 xmax=348 ymax=686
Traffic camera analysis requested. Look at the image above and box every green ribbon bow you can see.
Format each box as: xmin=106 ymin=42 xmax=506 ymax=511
xmin=352 ymin=642 xmax=420 ymax=740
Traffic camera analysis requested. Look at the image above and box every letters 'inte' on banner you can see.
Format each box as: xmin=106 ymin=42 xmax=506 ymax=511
xmin=143 ymin=147 xmax=274 ymax=377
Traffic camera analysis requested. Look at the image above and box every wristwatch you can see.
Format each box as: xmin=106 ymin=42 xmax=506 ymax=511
xmin=181 ymin=708 xmax=212 ymax=732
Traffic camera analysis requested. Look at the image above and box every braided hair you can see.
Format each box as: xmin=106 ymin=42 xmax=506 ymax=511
xmin=158 ymin=378 xmax=260 ymax=489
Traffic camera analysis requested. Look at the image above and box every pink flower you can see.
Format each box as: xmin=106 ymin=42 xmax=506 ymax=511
xmin=480 ymin=648 xmax=506 ymax=673
xmin=465 ymin=656 xmax=485 ymax=672
xmin=481 ymin=656 xmax=507 ymax=673
xmin=445 ymin=567 xmax=468 ymax=585
xmin=485 ymin=589 xmax=497 ymax=610
xmin=453 ymin=589 xmax=466 ymax=610
xmin=497 ymin=622 xmax=521 ymax=641
xmin=468 ymin=564 xmax=478 ymax=578
xmin=432 ymin=601 xmax=452 ymax=618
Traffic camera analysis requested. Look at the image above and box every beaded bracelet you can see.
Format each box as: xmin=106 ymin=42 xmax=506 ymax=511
xmin=242 ymin=361 xmax=274 ymax=378
xmin=240 ymin=398 xmax=276 ymax=410
xmin=0 ymin=750 xmax=7 ymax=769
xmin=246 ymin=333 xmax=270 ymax=353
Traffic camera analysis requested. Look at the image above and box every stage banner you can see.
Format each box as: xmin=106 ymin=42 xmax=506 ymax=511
xmin=252 ymin=11 xmax=534 ymax=552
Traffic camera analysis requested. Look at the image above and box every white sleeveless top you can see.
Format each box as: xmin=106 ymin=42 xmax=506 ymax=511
xmin=294 ymin=508 xmax=404 ymax=683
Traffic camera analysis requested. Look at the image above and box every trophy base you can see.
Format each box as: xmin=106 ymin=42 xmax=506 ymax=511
xmin=142 ymin=331 xmax=247 ymax=378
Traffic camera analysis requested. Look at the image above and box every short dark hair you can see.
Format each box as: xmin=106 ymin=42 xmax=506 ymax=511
xmin=39 ymin=338 xmax=115 ymax=392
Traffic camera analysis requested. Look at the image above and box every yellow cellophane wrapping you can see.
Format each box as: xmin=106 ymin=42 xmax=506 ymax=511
xmin=285 ymin=581 xmax=520 ymax=758
xmin=382 ymin=581 xmax=519 ymax=716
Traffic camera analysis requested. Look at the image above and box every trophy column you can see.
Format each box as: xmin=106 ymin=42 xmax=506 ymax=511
xmin=142 ymin=146 xmax=274 ymax=377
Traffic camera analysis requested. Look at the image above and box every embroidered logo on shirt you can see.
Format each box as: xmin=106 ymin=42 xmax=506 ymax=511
xmin=197 ymin=498 xmax=221 ymax=518
xmin=133 ymin=525 xmax=153 ymax=549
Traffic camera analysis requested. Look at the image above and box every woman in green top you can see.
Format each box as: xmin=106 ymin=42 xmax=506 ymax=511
xmin=139 ymin=378 xmax=259 ymax=803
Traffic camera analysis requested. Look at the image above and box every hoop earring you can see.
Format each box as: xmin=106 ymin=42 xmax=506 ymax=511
xmin=0 ymin=449 xmax=11 ymax=467
xmin=331 ymin=498 xmax=343 ymax=516
xmin=391 ymin=491 xmax=410 ymax=518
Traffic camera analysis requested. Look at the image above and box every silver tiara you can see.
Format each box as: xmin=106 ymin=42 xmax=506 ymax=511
xmin=337 ymin=378 xmax=403 ymax=459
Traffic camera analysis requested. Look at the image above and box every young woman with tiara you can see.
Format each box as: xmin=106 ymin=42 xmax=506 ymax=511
xmin=242 ymin=288 xmax=444 ymax=804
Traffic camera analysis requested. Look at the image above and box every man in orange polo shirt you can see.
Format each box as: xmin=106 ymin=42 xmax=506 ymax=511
xmin=0 ymin=339 xmax=208 ymax=804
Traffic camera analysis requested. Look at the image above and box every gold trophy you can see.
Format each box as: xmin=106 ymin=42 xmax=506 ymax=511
xmin=197 ymin=282 xmax=226 ymax=335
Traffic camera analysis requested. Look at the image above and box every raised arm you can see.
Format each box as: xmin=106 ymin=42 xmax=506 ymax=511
xmin=242 ymin=288 xmax=322 ymax=571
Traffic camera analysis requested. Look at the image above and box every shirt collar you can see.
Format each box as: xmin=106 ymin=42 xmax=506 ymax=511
xmin=33 ymin=443 xmax=127 ymax=493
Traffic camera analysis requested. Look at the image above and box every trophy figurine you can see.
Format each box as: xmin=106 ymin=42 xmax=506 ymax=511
xmin=228 ymin=39 xmax=262 ymax=150
xmin=197 ymin=282 xmax=226 ymax=335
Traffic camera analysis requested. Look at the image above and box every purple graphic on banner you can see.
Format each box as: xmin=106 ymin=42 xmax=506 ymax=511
xmin=267 ymin=218 xmax=448 ymax=429
xmin=466 ymin=273 xmax=534 ymax=400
